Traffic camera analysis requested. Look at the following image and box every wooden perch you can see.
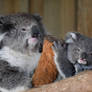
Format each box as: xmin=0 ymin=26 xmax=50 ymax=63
xmin=28 ymin=70 xmax=92 ymax=92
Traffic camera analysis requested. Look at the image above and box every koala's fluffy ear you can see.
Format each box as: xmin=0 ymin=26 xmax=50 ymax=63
xmin=65 ymin=32 xmax=77 ymax=43
xmin=33 ymin=13 xmax=42 ymax=21
xmin=2 ymin=22 xmax=14 ymax=31
xmin=0 ymin=22 xmax=15 ymax=33
xmin=0 ymin=16 xmax=15 ymax=32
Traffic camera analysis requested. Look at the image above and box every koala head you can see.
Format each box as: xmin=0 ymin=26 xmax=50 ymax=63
xmin=65 ymin=32 xmax=92 ymax=66
xmin=0 ymin=13 xmax=46 ymax=54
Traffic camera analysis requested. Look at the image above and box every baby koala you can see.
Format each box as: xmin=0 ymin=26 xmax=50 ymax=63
xmin=52 ymin=40 xmax=75 ymax=80
xmin=66 ymin=32 xmax=92 ymax=73
xmin=53 ymin=32 xmax=92 ymax=80
xmin=0 ymin=13 xmax=46 ymax=92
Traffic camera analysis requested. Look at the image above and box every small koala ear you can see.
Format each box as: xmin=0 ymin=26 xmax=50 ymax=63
xmin=65 ymin=32 xmax=77 ymax=43
xmin=33 ymin=13 xmax=42 ymax=21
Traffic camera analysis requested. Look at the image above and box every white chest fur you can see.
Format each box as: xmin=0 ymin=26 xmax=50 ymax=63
xmin=0 ymin=86 xmax=28 ymax=92
xmin=0 ymin=46 xmax=41 ymax=73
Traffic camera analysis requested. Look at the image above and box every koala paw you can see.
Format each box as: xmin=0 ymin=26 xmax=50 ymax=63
xmin=52 ymin=40 xmax=64 ymax=54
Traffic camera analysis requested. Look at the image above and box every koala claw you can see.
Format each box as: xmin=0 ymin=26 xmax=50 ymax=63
xmin=52 ymin=41 xmax=64 ymax=53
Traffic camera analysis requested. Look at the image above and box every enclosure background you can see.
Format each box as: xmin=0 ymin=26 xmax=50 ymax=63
xmin=0 ymin=0 xmax=91 ymax=38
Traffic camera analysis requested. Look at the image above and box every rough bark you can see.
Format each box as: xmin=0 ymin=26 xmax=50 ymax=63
xmin=29 ymin=71 xmax=92 ymax=92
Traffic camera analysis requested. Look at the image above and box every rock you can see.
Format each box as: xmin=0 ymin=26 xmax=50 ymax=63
xmin=28 ymin=70 xmax=92 ymax=92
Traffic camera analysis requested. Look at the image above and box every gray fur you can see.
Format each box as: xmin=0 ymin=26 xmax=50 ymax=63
xmin=0 ymin=60 xmax=30 ymax=89
xmin=0 ymin=13 xmax=46 ymax=53
xmin=0 ymin=13 xmax=46 ymax=92
xmin=52 ymin=40 xmax=75 ymax=80
xmin=66 ymin=32 xmax=92 ymax=73
xmin=53 ymin=32 xmax=92 ymax=81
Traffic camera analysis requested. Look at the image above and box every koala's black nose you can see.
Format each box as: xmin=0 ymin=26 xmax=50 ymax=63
xmin=81 ymin=52 xmax=87 ymax=59
xmin=31 ymin=26 xmax=40 ymax=38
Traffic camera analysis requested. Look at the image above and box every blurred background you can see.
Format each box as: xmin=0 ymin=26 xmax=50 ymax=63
xmin=0 ymin=0 xmax=92 ymax=38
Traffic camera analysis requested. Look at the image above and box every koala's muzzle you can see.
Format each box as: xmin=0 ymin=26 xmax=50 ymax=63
xmin=81 ymin=52 xmax=87 ymax=59
xmin=78 ymin=52 xmax=87 ymax=65
xmin=31 ymin=26 xmax=40 ymax=38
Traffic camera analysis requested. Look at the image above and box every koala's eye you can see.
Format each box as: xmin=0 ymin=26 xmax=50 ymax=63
xmin=21 ymin=28 xmax=26 ymax=32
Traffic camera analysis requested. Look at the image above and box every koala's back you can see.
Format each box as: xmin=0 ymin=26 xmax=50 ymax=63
xmin=0 ymin=60 xmax=30 ymax=91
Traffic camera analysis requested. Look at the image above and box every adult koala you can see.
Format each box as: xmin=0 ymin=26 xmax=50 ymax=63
xmin=0 ymin=13 xmax=46 ymax=92
xmin=52 ymin=32 xmax=92 ymax=80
